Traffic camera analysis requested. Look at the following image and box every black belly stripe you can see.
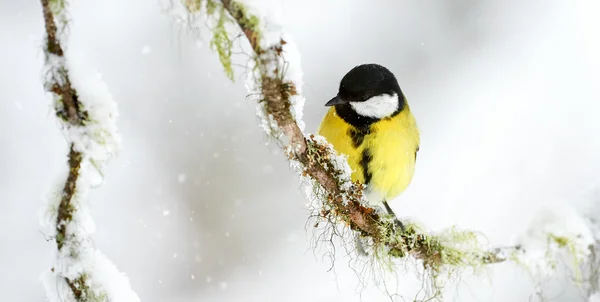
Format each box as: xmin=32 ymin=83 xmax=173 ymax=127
xmin=348 ymin=127 xmax=370 ymax=148
xmin=360 ymin=148 xmax=373 ymax=185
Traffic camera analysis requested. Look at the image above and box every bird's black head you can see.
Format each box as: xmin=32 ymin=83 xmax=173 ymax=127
xmin=326 ymin=64 xmax=405 ymax=128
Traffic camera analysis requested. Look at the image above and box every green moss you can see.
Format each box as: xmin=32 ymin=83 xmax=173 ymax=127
xmin=206 ymin=0 xmax=218 ymax=15
xmin=216 ymin=0 xmax=263 ymax=80
xmin=229 ymin=2 xmax=262 ymax=45
xmin=48 ymin=0 xmax=70 ymax=31
xmin=185 ymin=0 xmax=203 ymax=13
xmin=374 ymin=222 xmax=492 ymax=298
xmin=437 ymin=228 xmax=487 ymax=267
xmin=180 ymin=0 xmax=264 ymax=81
xmin=549 ymin=234 xmax=584 ymax=284
xmin=509 ymin=233 xmax=586 ymax=292
xmin=185 ymin=0 xmax=521 ymax=300
xmin=54 ymin=95 xmax=68 ymax=122
xmin=69 ymin=273 xmax=109 ymax=302
xmin=49 ymin=0 xmax=66 ymax=15
xmin=55 ymin=232 xmax=65 ymax=247
xmin=180 ymin=0 xmax=268 ymax=81
xmin=550 ymin=235 xmax=570 ymax=248
xmin=210 ymin=6 xmax=234 ymax=80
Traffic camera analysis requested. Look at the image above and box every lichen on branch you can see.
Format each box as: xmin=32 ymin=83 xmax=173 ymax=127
xmin=182 ymin=0 xmax=509 ymax=260
xmin=39 ymin=0 xmax=139 ymax=301
xmin=40 ymin=1 xmax=89 ymax=298
xmin=178 ymin=0 xmax=597 ymax=299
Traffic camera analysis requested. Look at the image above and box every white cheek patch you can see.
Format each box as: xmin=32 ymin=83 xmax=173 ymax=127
xmin=349 ymin=93 xmax=399 ymax=118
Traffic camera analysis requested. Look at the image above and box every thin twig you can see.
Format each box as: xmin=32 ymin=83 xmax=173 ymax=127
xmin=40 ymin=0 xmax=87 ymax=299
xmin=41 ymin=0 xmax=84 ymax=126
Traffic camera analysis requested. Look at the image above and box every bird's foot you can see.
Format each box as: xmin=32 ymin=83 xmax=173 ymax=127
xmin=393 ymin=218 xmax=406 ymax=233
xmin=381 ymin=201 xmax=406 ymax=234
xmin=370 ymin=205 xmax=405 ymax=233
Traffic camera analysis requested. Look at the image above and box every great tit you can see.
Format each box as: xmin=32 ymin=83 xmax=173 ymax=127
xmin=317 ymin=63 xmax=420 ymax=229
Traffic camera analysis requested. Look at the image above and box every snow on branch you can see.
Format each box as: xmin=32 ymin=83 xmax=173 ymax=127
xmin=179 ymin=0 xmax=511 ymax=261
xmin=38 ymin=0 xmax=140 ymax=301
xmin=176 ymin=0 xmax=599 ymax=299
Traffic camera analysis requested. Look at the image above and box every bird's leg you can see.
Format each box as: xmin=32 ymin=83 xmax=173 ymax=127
xmin=355 ymin=201 xmax=405 ymax=257
xmin=382 ymin=200 xmax=405 ymax=233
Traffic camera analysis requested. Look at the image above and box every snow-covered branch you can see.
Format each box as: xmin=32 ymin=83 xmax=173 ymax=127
xmin=178 ymin=0 xmax=511 ymax=264
xmin=39 ymin=0 xmax=139 ymax=301
xmin=176 ymin=0 xmax=600 ymax=299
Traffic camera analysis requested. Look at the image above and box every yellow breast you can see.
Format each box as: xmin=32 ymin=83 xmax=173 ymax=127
xmin=317 ymin=106 xmax=420 ymax=206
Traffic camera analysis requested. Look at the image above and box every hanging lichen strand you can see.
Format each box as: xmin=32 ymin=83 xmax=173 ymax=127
xmin=176 ymin=0 xmax=597 ymax=300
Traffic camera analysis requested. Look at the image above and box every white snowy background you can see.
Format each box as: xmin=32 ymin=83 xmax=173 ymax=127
xmin=2 ymin=0 xmax=600 ymax=301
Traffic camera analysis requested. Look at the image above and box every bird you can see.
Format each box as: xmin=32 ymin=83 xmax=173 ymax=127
xmin=317 ymin=63 xmax=420 ymax=233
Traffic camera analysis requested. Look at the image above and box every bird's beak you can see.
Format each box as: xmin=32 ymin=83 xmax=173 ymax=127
xmin=325 ymin=95 xmax=347 ymax=106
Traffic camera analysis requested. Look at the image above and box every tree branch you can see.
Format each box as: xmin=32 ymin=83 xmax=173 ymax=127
xmin=40 ymin=0 xmax=85 ymax=259
xmin=39 ymin=1 xmax=139 ymax=301
xmin=40 ymin=0 xmax=87 ymax=298
xmin=213 ymin=0 xmax=510 ymax=265
xmin=176 ymin=1 xmax=596 ymax=299
xmin=41 ymin=0 xmax=84 ymax=126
